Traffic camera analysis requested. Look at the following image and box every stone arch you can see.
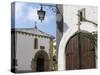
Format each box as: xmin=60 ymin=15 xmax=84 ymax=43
xmin=65 ymin=31 xmax=96 ymax=70
xmin=31 ymin=50 xmax=50 ymax=72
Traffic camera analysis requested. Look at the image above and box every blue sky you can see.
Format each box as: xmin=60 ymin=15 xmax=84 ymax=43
xmin=14 ymin=2 xmax=56 ymax=37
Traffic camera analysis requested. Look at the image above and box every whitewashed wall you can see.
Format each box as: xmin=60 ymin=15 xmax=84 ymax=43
xmin=16 ymin=32 xmax=50 ymax=71
xmin=58 ymin=5 xmax=98 ymax=70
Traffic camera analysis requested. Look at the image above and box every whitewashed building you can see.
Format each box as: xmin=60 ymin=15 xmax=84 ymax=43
xmin=11 ymin=26 xmax=54 ymax=73
xmin=57 ymin=5 xmax=98 ymax=70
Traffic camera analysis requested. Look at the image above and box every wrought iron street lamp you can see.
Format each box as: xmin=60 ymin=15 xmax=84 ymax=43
xmin=37 ymin=4 xmax=46 ymax=22
xmin=37 ymin=4 xmax=63 ymax=23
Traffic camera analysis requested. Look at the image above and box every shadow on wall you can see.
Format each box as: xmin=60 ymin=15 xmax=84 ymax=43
xmin=63 ymin=22 xmax=69 ymax=33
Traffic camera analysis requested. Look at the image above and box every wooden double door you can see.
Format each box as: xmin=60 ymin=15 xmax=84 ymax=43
xmin=65 ymin=32 xmax=96 ymax=70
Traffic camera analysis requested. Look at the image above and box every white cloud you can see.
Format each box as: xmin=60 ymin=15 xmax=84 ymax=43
xmin=15 ymin=2 xmax=27 ymax=19
xmin=26 ymin=7 xmax=39 ymax=22
xmin=15 ymin=3 xmax=40 ymax=23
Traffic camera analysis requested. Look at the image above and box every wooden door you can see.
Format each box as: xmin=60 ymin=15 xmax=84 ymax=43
xmin=65 ymin=32 xmax=96 ymax=70
xmin=36 ymin=58 xmax=44 ymax=72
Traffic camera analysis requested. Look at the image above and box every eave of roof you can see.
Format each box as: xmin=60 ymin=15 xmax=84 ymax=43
xmin=11 ymin=28 xmax=55 ymax=39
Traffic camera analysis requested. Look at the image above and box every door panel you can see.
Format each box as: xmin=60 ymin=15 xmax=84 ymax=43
xmin=66 ymin=35 xmax=80 ymax=69
xmin=81 ymin=36 xmax=96 ymax=69
xmin=65 ymin=33 xmax=96 ymax=70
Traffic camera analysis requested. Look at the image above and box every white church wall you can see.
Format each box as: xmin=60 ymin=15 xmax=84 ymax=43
xmin=63 ymin=5 xmax=97 ymax=34
xmin=16 ymin=32 xmax=50 ymax=71
xmin=58 ymin=5 xmax=97 ymax=70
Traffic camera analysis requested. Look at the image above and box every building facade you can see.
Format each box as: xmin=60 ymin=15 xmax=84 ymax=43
xmin=57 ymin=5 xmax=97 ymax=70
xmin=11 ymin=26 xmax=54 ymax=73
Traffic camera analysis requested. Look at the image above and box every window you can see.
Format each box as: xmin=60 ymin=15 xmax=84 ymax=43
xmin=78 ymin=8 xmax=86 ymax=21
xmin=40 ymin=46 xmax=45 ymax=49
xmin=34 ymin=38 xmax=38 ymax=49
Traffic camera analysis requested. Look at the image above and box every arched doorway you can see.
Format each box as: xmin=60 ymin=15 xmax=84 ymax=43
xmin=31 ymin=50 xmax=50 ymax=72
xmin=65 ymin=32 xmax=96 ymax=70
